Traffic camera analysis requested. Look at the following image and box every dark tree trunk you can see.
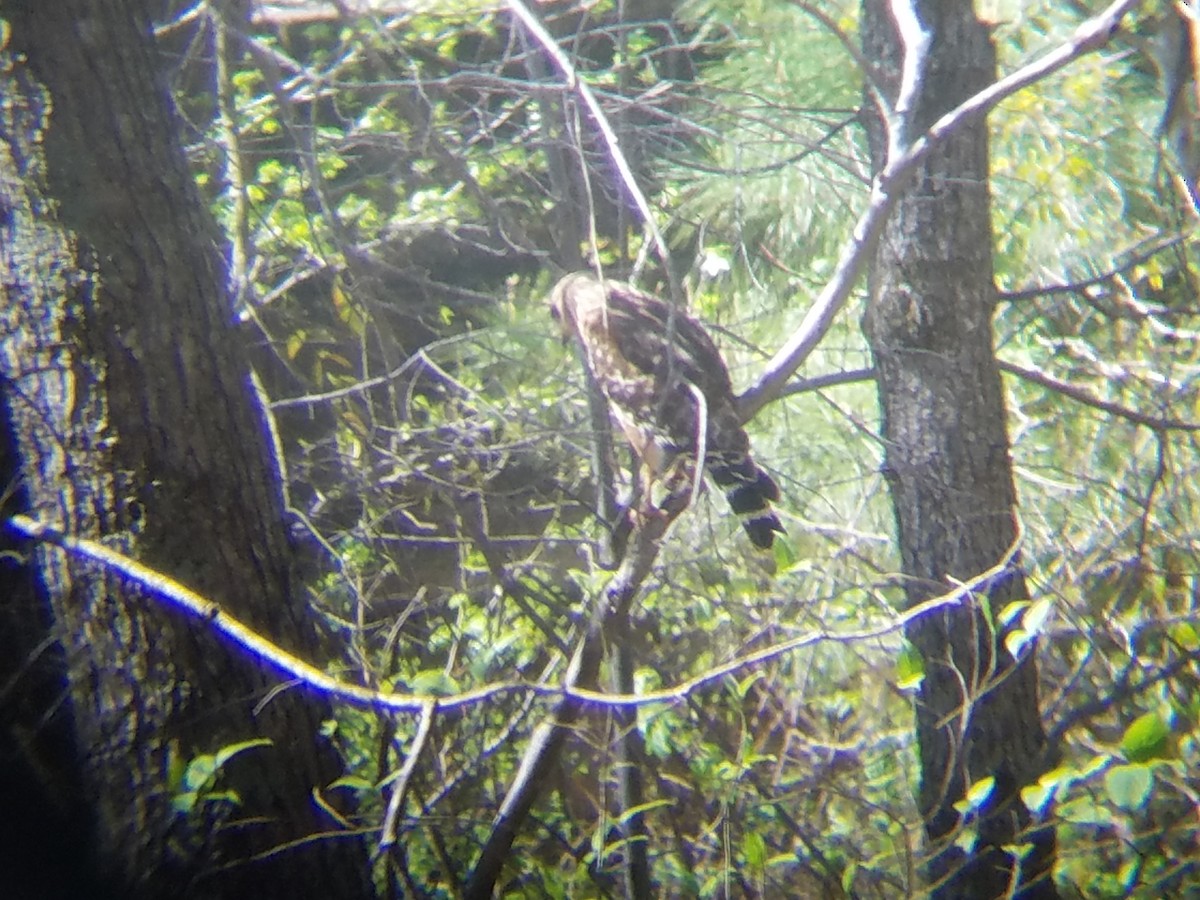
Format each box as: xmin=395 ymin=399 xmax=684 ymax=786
xmin=0 ymin=2 xmax=371 ymax=897
xmin=859 ymin=2 xmax=1058 ymax=898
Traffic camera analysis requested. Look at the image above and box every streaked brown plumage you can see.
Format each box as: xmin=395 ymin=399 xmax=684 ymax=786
xmin=549 ymin=272 xmax=784 ymax=549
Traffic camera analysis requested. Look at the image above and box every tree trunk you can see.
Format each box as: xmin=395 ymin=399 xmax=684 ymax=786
xmin=859 ymin=2 xmax=1057 ymax=897
xmin=0 ymin=2 xmax=371 ymax=896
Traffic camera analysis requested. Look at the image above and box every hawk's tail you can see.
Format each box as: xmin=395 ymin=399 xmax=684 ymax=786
xmin=708 ymin=455 xmax=784 ymax=550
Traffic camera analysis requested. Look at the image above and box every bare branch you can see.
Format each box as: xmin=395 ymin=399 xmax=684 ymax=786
xmin=998 ymin=360 xmax=1200 ymax=432
xmin=505 ymin=0 xmax=671 ymax=270
xmin=7 ymin=511 xmax=1015 ymax=713
xmin=888 ymin=0 xmax=932 ymax=153
xmin=1000 ymin=231 xmax=1188 ymax=303
xmin=777 ymin=361 xmax=1200 ymax=432
xmin=739 ymin=0 xmax=1142 ymax=419
xmin=379 ymin=699 xmax=436 ymax=849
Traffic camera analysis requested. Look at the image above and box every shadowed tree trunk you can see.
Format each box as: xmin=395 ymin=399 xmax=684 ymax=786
xmin=860 ymin=2 xmax=1058 ymax=897
xmin=0 ymin=1 xmax=371 ymax=897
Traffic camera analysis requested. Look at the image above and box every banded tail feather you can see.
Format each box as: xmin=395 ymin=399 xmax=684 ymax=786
xmin=707 ymin=453 xmax=784 ymax=550
xmin=550 ymin=272 xmax=786 ymax=550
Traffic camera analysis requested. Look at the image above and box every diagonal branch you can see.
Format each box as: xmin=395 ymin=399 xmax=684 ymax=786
xmin=505 ymin=0 xmax=670 ymax=271
xmin=462 ymin=509 xmax=672 ymax=900
xmin=738 ymin=0 xmax=1142 ymax=420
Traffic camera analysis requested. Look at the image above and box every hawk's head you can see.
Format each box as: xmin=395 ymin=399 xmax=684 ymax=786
xmin=548 ymin=272 xmax=602 ymax=344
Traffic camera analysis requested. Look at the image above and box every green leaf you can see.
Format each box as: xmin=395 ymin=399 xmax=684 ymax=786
xmin=1004 ymin=628 xmax=1032 ymax=658
xmin=963 ymin=776 xmax=996 ymax=814
xmin=1118 ymin=858 xmax=1141 ymax=892
xmin=408 ymin=668 xmax=459 ymax=696
xmin=772 ymin=535 xmax=797 ymax=570
xmin=614 ymin=799 xmax=673 ymax=825
xmin=328 ymin=775 xmax=375 ymax=792
xmin=1104 ymin=764 xmax=1153 ymax=811
xmin=183 ymin=754 xmax=217 ymax=791
xmin=1169 ymin=621 xmax=1200 ymax=651
xmin=286 ymin=330 xmax=306 ymax=361
xmin=895 ymin=644 xmax=924 ymax=690
xmin=1003 ymin=841 xmax=1035 ymax=862
xmin=998 ymin=600 xmax=1029 ymax=628
xmin=734 ymin=671 xmax=764 ymax=699
xmin=1059 ymin=796 xmax=1113 ymax=827
xmin=841 ymin=862 xmax=858 ymax=894
xmin=214 ymin=737 xmax=272 ymax=769
xmin=742 ymin=830 xmax=767 ymax=871
xmin=166 ymin=739 xmax=186 ymax=793
xmin=1020 ymin=754 xmax=1108 ymax=816
xmin=1121 ymin=710 xmax=1173 ymax=762
xmin=1020 ymin=779 xmax=1056 ymax=815
xmin=1022 ymin=596 xmax=1053 ymax=636
xmin=953 ymin=825 xmax=978 ymax=854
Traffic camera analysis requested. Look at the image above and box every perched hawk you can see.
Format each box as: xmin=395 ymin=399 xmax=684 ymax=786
xmin=549 ymin=272 xmax=784 ymax=549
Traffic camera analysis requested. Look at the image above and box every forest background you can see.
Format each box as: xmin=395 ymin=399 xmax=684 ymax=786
xmin=1 ymin=0 xmax=1199 ymax=898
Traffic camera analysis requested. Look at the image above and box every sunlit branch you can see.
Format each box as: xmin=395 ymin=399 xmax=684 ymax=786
xmin=8 ymin=512 xmax=1021 ymax=713
xmin=739 ymin=0 xmax=1142 ymax=420
xmin=778 ymin=367 xmax=875 ymax=397
xmin=1000 ymin=231 xmax=1188 ymax=303
xmin=776 ymin=361 xmax=1200 ymax=432
xmin=998 ymin=360 xmax=1200 ymax=432
xmin=505 ymin=0 xmax=670 ymax=269
xmin=888 ymin=0 xmax=931 ymax=154
xmin=268 ymin=334 xmax=475 ymax=409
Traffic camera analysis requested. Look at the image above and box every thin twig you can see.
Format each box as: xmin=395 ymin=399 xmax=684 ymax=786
xmin=777 ymin=360 xmax=1199 ymax=432
xmin=505 ymin=0 xmax=670 ymax=269
xmin=998 ymin=360 xmax=1200 ymax=432
xmin=379 ymin=699 xmax=437 ymax=849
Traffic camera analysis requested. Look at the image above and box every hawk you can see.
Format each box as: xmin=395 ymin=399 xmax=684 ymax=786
xmin=549 ymin=272 xmax=784 ymax=549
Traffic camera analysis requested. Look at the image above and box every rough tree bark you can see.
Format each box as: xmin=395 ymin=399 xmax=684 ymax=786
xmin=860 ymin=2 xmax=1058 ymax=898
xmin=0 ymin=2 xmax=371 ymax=897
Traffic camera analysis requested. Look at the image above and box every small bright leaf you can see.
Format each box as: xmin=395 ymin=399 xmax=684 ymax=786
xmin=842 ymin=862 xmax=858 ymax=893
xmin=1118 ymin=858 xmax=1141 ymax=891
xmin=1022 ymin=596 xmax=1053 ymax=636
xmin=614 ymin=799 xmax=673 ymax=824
xmin=953 ymin=825 xmax=978 ymax=854
xmin=214 ymin=738 xmax=272 ymax=769
xmin=743 ymin=831 xmax=767 ymax=870
xmin=1004 ymin=628 xmax=1032 ymax=659
xmin=1105 ymin=764 xmax=1153 ymax=811
xmin=172 ymin=790 xmax=199 ymax=815
xmin=1169 ymin=621 xmax=1200 ymax=651
xmin=286 ymin=331 xmax=306 ymax=361
xmin=183 ymin=754 xmax=217 ymax=791
xmin=896 ymin=644 xmax=925 ymax=690
xmin=735 ymin=671 xmax=764 ymax=699
xmin=964 ymin=776 xmax=996 ymax=813
xmin=772 ymin=535 xmax=797 ymax=570
xmin=998 ymin=600 xmax=1029 ymax=628
xmin=1121 ymin=710 xmax=1173 ymax=762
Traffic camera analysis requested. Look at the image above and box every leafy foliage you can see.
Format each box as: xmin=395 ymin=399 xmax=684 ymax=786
xmin=159 ymin=0 xmax=1200 ymax=895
